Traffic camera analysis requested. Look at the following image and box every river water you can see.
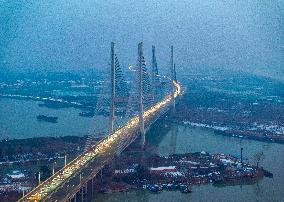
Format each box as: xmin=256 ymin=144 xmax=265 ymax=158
xmin=0 ymin=98 xmax=283 ymax=201
xmin=94 ymin=124 xmax=284 ymax=202
xmin=0 ymin=98 xmax=107 ymax=139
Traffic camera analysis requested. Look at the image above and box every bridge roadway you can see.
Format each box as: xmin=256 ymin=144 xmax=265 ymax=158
xmin=18 ymin=81 xmax=181 ymax=202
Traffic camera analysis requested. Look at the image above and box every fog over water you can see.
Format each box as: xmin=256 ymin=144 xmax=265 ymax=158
xmin=0 ymin=0 xmax=283 ymax=80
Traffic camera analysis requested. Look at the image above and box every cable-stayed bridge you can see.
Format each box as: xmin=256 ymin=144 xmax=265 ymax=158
xmin=18 ymin=42 xmax=181 ymax=202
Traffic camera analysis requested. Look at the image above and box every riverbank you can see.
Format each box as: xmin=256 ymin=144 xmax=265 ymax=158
xmin=93 ymin=123 xmax=284 ymax=202
xmin=0 ymin=135 xmax=102 ymax=201
xmin=0 ymin=136 xmax=87 ymax=163
xmin=182 ymin=121 xmax=284 ymax=144
xmin=92 ymin=152 xmax=266 ymax=195
xmin=214 ymin=129 xmax=284 ymax=144
xmin=0 ymin=124 xmax=282 ymax=201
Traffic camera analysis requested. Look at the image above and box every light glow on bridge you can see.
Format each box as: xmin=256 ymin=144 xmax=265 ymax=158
xmin=20 ymin=81 xmax=181 ymax=202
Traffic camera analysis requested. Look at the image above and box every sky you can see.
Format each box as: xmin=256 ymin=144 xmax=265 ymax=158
xmin=0 ymin=0 xmax=283 ymax=80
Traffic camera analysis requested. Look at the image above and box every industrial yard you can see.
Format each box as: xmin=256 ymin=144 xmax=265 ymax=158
xmin=92 ymin=151 xmax=268 ymax=194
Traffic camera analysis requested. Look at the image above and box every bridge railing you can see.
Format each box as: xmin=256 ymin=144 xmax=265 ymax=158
xmin=18 ymin=81 xmax=181 ymax=202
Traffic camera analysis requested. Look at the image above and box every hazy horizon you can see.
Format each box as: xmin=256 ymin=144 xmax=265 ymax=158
xmin=1 ymin=0 xmax=283 ymax=80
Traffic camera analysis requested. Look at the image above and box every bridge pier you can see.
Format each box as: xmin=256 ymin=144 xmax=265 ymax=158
xmin=81 ymin=187 xmax=83 ymax=202
xmin=170 ymin=124 xmax=178 ymax=154
xmin=91 ymin=177 xmax=94 ymax=195
xmin=88 ymin=177 xmax=94 ymax=201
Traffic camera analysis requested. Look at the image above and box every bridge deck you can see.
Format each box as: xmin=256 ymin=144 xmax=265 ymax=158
xmin=18 ymin=81 xmax=181 ymax=202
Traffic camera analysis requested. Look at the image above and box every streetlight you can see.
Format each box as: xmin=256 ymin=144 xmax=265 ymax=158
xmin=38 ymin=171 xmax=41 ymax=185
xmin=65 ymin=154 xmax=67 ymax=166
xmin=52 ymin=161 xmax=57 ymax=175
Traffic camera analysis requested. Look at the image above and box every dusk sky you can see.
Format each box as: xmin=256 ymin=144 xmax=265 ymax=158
xmin=0 ymin=2 xmax=284 ymax=201
xmin=1 ymin=0 xmax=283 ymax=80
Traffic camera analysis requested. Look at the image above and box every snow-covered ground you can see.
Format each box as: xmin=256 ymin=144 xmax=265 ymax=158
xmin=250 ymin=122 xmax=284 ymax=135
xmin=183 ymin=121 xmax=230 ymax=131
xmin=183 ymin=121 xmax=284 ymax=136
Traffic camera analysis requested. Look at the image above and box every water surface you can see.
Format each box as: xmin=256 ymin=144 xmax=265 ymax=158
xmin=94 ymin=124 xmax=284 ymax=202
xmin=0 ymin=98 xmax=107 ymax=139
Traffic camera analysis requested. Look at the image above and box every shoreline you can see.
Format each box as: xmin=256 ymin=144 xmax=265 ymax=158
xmin=214 ymin=129 xmax=284 ymax=144
xmin=182 ymin=121 xmax=284 ymax=144
xmin=1 ymin=96 xmax=283 ymax=145
xmin=92 ymin=152 xmax=267 ymax=195
xmin=0 ymin=123 xmax=277 ymax=201
xmin=0 ymin=136 xmax=88 ymax=163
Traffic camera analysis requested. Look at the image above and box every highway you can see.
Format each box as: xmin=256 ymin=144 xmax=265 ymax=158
xmin=18 ymin=81 xmax=181 ymax=202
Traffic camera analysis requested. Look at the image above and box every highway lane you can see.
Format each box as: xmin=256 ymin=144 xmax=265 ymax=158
xmin=18 ymin=81 xmax=181 ymax=202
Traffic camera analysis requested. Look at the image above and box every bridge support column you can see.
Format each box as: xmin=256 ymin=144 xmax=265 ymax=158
xmin=81 ymin=187 xmax=84 ymax=202
xmin=138 ymin=42 xmax=145 ymax=149
xmin=170 ymin=46 xmax=176 ymax=113
xmin=91 ymin=177 xmax=94 ymax=195
xmin=151 ymin=45 xmax=156 ymax=101
xmin=170 ymin=124 xmax=178 ymax=154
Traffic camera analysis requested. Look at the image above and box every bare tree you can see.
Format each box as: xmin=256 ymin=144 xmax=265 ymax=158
xmin=253 ymin=152 xmax=264 ymax=168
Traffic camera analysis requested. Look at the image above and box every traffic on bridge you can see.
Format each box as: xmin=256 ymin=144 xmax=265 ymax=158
xmin=19 ymin=81 xmax=181 ymax=202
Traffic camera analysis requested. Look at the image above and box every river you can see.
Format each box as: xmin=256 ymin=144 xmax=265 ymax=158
xmin=94 ymin=124 xmax=284 ymax=202
xmin=0 ymin=98 xmax=107 ymax=139
xmin=0 ymin=98 xmax=283 ymax=201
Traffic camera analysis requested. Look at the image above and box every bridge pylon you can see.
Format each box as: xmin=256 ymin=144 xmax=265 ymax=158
xmin=109 ymin=42 xmax=115 ymax=134
xmin=17 ymin=42 xmax=182 ymax=202
xmin=151 ymin=45 xmax=156 ymax=101
xmin=138 ymin=42 xmax=146 ymax=149
xmin=170 ymin=45 xmax=176 ymax=113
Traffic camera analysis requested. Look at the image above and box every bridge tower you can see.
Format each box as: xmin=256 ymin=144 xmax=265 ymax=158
xmin=151 ymin=45 xmax=156 ymax=101
xmin=138 ymin=42 xmax=146 ymax=148
xmin=109 ymin=42 xmax=115 ymax=134
xmin=174 ymin=63 xmax=177 ymax=81
xmin=170 ymin=45 xmax=176 ymax=112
